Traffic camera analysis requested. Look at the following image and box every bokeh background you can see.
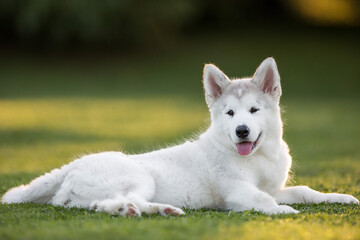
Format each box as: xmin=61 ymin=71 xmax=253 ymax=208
xmin=0 ymin=0 xmax=359 ymax=176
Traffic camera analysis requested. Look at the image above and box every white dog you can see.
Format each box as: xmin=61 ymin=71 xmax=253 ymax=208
xmin=2 ymin=58 xmax=358 ymax=216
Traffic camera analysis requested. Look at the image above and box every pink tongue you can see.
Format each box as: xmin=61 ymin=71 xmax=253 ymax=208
xmin=236 ymin=142 xmax=253 ymax=155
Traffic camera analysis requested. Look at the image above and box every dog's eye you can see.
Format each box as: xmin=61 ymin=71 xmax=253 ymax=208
xmin=250 ymin=107 xmax=259 ymax=114
xmin=226 ymin=110 xmax=234 ymax=117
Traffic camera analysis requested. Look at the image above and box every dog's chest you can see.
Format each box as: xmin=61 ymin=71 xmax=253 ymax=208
xmin=239 ymin=157 xmax=287 ymax=193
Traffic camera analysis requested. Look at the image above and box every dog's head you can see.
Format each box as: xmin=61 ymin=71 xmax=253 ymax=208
xmin=203 ymin=58 xmax=282 ymax=156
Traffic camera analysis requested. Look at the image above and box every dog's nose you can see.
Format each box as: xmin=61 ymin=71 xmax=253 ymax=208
xmin=236 ymin=125 xmax=250 ymax=138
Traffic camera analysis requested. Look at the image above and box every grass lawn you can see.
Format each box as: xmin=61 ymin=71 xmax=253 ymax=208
xmin=1 ymin=29 xmax=360 ymax=239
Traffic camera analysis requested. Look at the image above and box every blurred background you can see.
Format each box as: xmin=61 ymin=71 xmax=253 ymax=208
xmin=0 ymin=0 xmax=359 ymax=175
xmin=1 ymin=0 xmax=360 ymax=98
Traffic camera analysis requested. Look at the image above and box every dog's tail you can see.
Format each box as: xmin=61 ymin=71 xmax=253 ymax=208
xmin=2 ymin=168 xmax=67 ymax=204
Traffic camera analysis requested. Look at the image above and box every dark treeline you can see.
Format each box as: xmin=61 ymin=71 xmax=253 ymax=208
xmin=0 ymin=0 xmax=358 ymax=50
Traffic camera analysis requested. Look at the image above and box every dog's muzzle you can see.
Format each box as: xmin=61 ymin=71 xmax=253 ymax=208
xmin=236 ymin=132 xmax=262 ymax=155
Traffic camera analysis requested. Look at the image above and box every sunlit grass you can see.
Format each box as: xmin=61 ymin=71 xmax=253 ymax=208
xmin=0 ymin=97 xmax=359 ymax=240
xmin=0 ymin=98 xmax=207 ymax=139
xmin=215 ymin=220 xmax=360 ymax=240
xmin=1 ymin=97 xmax=359 ymax=175
xmin=0 ymin=98 xmax=208 ymax=173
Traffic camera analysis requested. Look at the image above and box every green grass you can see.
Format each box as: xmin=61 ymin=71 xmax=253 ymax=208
xmin=1 ymin=29 xmax=360 ymax=239
xmin=1 ymin=98 xmax=359 ymax=240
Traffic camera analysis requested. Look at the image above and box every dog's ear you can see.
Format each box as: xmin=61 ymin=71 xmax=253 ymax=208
xmin=203 ymin=64 xmax=231 ymax=106
xmin=252 ymin=57 xmax=281 ymax=98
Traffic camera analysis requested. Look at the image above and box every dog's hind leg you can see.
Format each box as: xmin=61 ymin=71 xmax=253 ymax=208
xmin=128 ymin=194 xmax=185 ymax=216
xmin=90 ymin=195 xmax=141 ymax=217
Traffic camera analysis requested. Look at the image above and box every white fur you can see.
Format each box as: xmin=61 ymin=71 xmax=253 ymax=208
xmin=2 ymin=58 xmax=358 ymax=216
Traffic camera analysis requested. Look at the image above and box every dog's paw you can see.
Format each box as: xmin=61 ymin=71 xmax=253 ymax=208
xmin=91 ymin=199 xmax=141 ymax=217
xmin=263 ymin=205 xmax=299 ymax=215
xmin=324 ymin=193 xmax=359 ymax=204
xmin=159 ymin=205 xmax=185 ymax=216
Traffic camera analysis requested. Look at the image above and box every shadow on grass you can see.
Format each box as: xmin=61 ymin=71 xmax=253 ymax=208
xmin=0 ymin=128 xmax=118 ymax=146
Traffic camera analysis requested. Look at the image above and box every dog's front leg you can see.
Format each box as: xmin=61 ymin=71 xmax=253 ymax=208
xmin=273 ymin=186 xmax=359 ymax=205
xmin=223 ymin=181 xmax=299 ymax=214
